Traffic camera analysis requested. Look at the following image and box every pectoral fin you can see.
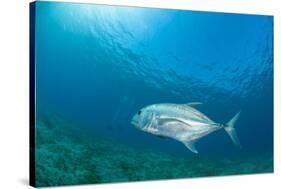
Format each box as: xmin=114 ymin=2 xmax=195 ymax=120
xmin=157 ymin=117 xmax=189 ymax=127
xmin=182 ymin=140 xmax=198 ymax=154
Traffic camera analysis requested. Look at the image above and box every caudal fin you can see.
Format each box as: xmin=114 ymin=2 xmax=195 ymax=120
xmin=224 ymin=111 xmax=241 ymax=148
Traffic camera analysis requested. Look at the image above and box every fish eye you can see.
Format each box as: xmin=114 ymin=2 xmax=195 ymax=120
xmin=138 ymin=111 xmax=142 ymax=115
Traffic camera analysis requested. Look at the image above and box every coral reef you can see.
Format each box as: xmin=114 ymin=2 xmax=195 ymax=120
xmin=35 ymin=113 xmax=273 ymax=187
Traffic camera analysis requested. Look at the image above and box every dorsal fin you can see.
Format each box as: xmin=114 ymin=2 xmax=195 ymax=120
xmin=186 ymin=102 xmax=203 ymax=107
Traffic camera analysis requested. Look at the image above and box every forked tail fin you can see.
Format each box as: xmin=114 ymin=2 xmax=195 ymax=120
xmin=224 ymin=111 xmax=241 ymax=148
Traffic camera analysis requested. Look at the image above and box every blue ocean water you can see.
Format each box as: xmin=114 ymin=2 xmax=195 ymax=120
xmin=34 ymin=1 xmax=273 ymax=186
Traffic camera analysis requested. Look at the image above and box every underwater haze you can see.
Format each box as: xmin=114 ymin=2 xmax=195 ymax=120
xmin=33 ymin=1 xmax=273 ymax=187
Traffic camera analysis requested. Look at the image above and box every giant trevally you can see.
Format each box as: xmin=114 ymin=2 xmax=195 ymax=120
xmin=131 ymin=102 xmax=241 ymax=153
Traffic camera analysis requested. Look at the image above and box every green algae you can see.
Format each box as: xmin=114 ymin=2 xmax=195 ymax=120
xmin=35 ymin=113 xmax=273 ymax=187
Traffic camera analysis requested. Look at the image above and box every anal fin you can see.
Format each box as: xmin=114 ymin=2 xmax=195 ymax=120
xmin=182 ymin=140 xmax=198 ymax=154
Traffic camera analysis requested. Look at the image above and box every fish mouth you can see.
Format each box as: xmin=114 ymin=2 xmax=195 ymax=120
xmin=131 ymin=115 xmax=138 ymax=126
xmin=130 ymin=120 xmax=137 ymax=126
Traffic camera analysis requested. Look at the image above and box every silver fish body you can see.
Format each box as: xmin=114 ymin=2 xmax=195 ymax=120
xmin=131 ymin=102 xmax=241 ymax=153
